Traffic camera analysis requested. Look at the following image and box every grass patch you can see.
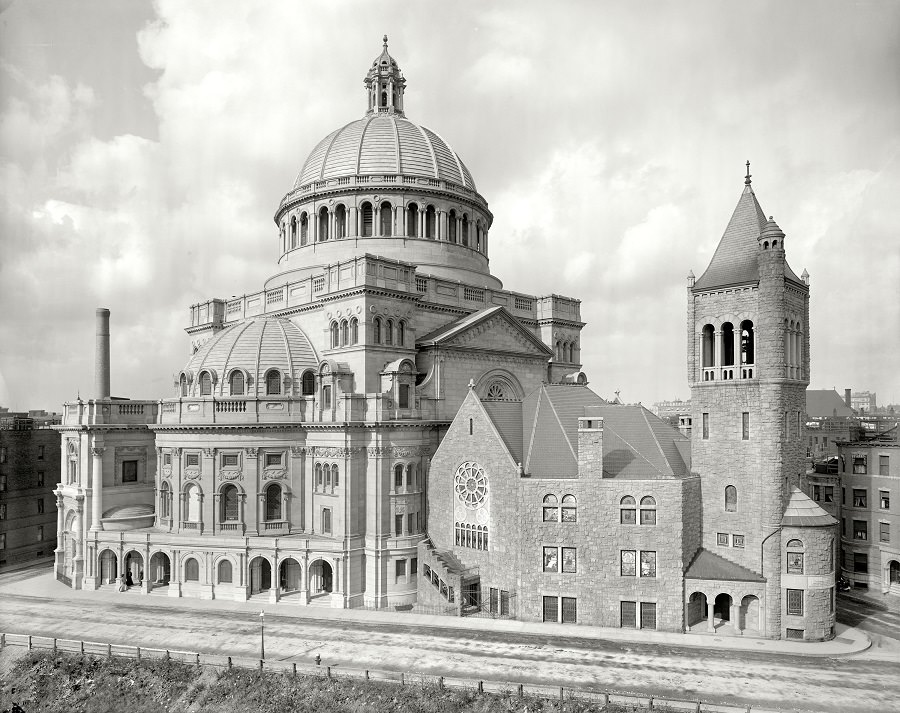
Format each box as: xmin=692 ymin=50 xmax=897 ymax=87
xmin=0 ymin=650 xmax=658 ymax=712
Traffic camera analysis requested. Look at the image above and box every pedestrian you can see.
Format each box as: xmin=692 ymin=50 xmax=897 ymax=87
xmin=125 ymin=569 xmax=134 ymax=588
xmin=118 ymin=573 xmax=127 ymax=592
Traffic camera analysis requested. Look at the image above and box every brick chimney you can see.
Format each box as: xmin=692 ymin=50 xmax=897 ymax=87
xmin=844 ymin=389 xmax=851 ymax=409
xmin=577 ymin=416 xmax=603 ymax=478
xmin=95 ymin=308 xmax=111 ymax=400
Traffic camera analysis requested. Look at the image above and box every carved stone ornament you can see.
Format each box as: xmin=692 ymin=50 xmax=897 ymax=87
xmin=202 ymin=448 xmax=215 ymax=458
xmin=172 ymin=448 xmax=182 ymax=457
xmin=184 ymin=469 xmax=201 ymax=480
xmin=313 ymin=446 xmax=353 ymax=458
xmin=262 ymin=469 xmax=287 ymax=480
xmin=162 ymin=466 xmax=172 ymax=478
xmin=90 ymin=447 xmax=105 ymax=457
xmin=244 ymin=448 xmax=258 ymax=457
xmin=218 ymin=470 xmax=243 ymax=482
xmin=366 ymin=446 xmax=432 ymax=458
xmin=290 ymin=446 xmax=307 ymax=457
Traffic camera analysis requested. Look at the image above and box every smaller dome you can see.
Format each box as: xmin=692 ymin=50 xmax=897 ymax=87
xmin=760 ymin=216 xmax=785 ymax=241
xmin=182 ymin=318 xmax=318 ymax=397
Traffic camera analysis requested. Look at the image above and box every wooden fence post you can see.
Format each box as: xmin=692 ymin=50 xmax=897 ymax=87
xmin=27 ymin=636 xmax=32 ymax=650
xmin=52 ymin=638 xmax=57 ymax=652
xmin=292 ymin=662 xmax=297 ymax=677
xmin=649 ymin=695 xmax=654 ymax=710
xmin=107 ymin=643 xmax=111 ymax=658
xmin=399 ymin=672 xmax=403 ymax=686
xmin=560 ymin=686 xmax=564 ymax=702
xmin=196 ymin=653 xmax=201 ymax=667
xmin=518 ymin=683 xmax=523 ymax=698
xmin=439 ymin=676 xmax=443 ymax=690
xmin=80 ymin=640 xmax=84 ymax=654
xmin=365 ymin=670 xmax=369 ymax=680
xmin=166 ymin=649 xmax=170 ymax=661
xmin=227 ymin=656 xmax=232 ymax=669
xmin=259 ymin=659 xmax=264 ymax=671
xmin=136 ymin=647 xmax=140 ymax=661
xmin=477 ymin=680 xmax=483 ymax=694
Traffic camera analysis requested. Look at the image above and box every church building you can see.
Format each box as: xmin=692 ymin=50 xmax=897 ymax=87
xmin=53 ymin=40 xmax=837 ymax=641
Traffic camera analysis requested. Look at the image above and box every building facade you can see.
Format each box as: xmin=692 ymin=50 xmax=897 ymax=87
xmin=0 ymin=411 xmax=62 ymax=571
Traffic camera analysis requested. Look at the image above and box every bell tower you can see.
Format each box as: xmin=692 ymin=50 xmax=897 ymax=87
xmin=364 ymin=35 xmax=406 ymax=116
xmin=688 ymin=165 xmax=812 ymax=638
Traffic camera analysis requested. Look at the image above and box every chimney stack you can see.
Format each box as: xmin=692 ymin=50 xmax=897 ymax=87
xmin=95 ymin=308 xmax=111 ymax=400
xmin=577 ymin=416 xmax=603 ymax=478
xmin=844 ymin=389 xmax=851 ymax=409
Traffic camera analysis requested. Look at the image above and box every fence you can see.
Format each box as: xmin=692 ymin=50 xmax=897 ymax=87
xmin=0 ymin=632 xmax=783 ymax=713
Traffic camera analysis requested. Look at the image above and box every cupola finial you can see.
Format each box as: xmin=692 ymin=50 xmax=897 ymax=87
xmin=364 ymin=35 xmax=406 ymax=117
xmin=383 ymin=34 xmax=388 ymax=48
xmin=745 ymin=160 xmax=752 ymax=186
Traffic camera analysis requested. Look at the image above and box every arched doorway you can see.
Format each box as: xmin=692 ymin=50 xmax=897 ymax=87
xmin=124 ymin=551 xmax=143 ymax=587
xmin=740 ymin=595 xmax=760 ymax=632
xmin=714 ymin=593 xmax=732 ymax=622
xmin=280 ymin=558 xmax=301 ymax=593
xmin=890 ymin=560 xmax=900 ymax=586
xmin=309 ymin=560 xmax=333 ymax=595
xmin=688 ymin=591 xmax=707 ymax=628
xmin=249 ymin=556 xmax=272 ymax=594
xmin=150 ymin=552 xmax=171 ymax=586
xmin=99 ymin=550 xmax=117 ymax=584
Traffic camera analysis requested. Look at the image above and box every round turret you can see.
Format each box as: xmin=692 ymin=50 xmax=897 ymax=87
xmin=759 ymin=215 xmax=785 ymax=251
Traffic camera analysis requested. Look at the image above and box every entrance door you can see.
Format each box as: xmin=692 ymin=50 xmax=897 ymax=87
xmin=280 ymin=558 xmax=301 ymax=592
xmin=309 ymin=560 xmax=333 ymax=594
xmin=714 ymin=593 xmax=732 ymax=622
xmin=250 ymin=557 xmax=271 ymax=594
xmin=150 ymin=552 xmax=171 ymax=585
xmin=125 ymin=551 xmax=143 ymax=585
xmin=99 ymin=550 xmax=117 ymax=584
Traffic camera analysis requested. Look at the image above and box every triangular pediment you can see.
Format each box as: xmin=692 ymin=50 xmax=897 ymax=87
xmin=418 ymin=306 xmax=553 ymax=358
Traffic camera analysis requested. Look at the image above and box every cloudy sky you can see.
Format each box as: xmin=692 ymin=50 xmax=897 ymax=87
xmin=1 ymin=0 xmax=898 ymax=412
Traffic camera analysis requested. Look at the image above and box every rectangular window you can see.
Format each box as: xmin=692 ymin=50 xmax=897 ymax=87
xmin=265 ymin=453 xmax=282 ymax=467
xmin=853 ymin=552 xmax=868 ymax=573
xmin=561 ymin=547 xmax=577 ymax=573
xmin=0 ymin=446 xmax=5 ymax=463
xmin=323 ymin=385 xmax=332 ymax=408
xmin=620 ymin=600 xmax=637 ymax=628
xmin=395 ymin=514 xmax=403 ymax=536
xmin=37 ymin=471 xmax=44 ymax=487
xmin=0 ymin=503 xmax=5 ymax=519
xmin=853 ymin=456 xmax=867 ymax=474
xmin=490 ymin=587 xmax=499 ymax=614
xmin=561 ymin=597 xmax=577 ymax=624
xmin=620 ymin=507 xmax=636 ymax=525
xmin=620 ymin=550 xmax=636 ymax=576
xmin=448 ymin=586 xmax=455 ymax=603
xmin=399 ymin=384 xmax=410 ymax=409
xmin=733 ymin=534 xmax=745 ymax=548
xmin=395 ymin=559 xmax=406 ymax=578
xmin=322 ymin=508 xmax=332 ymax=534
xmin=717 ymin=532 xmax=729 ymax=546
xmin=853 ymin=489 xmax=867 ymax=508
xmin=0 ymin=474 xmax=5 ymax=492
xmin=880 ymin=491 xmax=890 ymax=510
xmin=640 ymin=508 xmax=656 ymax=525
xmin=879 ymin=455 xmax=890 ymax=476
xmin=38 ymin=445 xmax=44 ymax=460
xmin=841 ymin=517 xmax=846 ymax=537
xmin=853 ymin=520 xmax=868 ymax=540
xmin=640 ymin=551 xmax=657 ymax=578
xmin=410 ymin=557 xmax=418 ymax=575
xmin=813 ymin=485 xmax=821 ymax=501
xmin=880 ymin=522 xmax=890 ymax=542
xmin=787 ymin=552 xmax=804 ymax=574
xmin=543 ymin=546 xmax=559 ymax=572
xmin=395 ymin=468 xmax=403 ymax=489
xmin=543 ymin=506 xmax=559 ymax=522
xmin=786 ymin=589 xmax=803 ymax=616
xmin=824 ymin=486 xmax=834 ymax=503
xmin=702 ymin=413 xmax=709 ymax=439
xmin=542 ymin=596 xmax=559 ymax=623
xmin=741 ymin=412 xmax=749 ymax=440
xmin=186 ymin=453 xmax=199 ymax=467
xmin=122 ymin=460 xmax=138 ymax=483
xmin=500 ymin=590 xmax=510 ymax=615
xmin=37 ymin=498 xmax=44 ymax=514
xmin=221 ymin=454 xmax=239 ymax=467
xmin=842 ymin=487 xmax=846 ymax=505
xmin=164 ymin=453 xmax=172 ymax=466
xmin=37 ymin=525 xmax=43 ymax=541
xmin=640 ymin=602 xmax=657 ymax=629
xmin=408 ymin=512 xmax=415 ymax=534
xmin=561 ymin=504 xmax=577 ymax=522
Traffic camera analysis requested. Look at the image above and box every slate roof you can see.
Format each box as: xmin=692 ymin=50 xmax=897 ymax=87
xmin=806 ymin=389 xmax=854 ymax=419
xmin=693 ymin=184 xmax=804 ymax=291
xmin=685 ymin=548 xmax=766 ymax=583
xmin=596 ymin=404 xmax=691 ymax=479
xmin=482 ymin=400 xmax=524 ymax=465
xmin=781 ymin=488 xmax=839 ymax=527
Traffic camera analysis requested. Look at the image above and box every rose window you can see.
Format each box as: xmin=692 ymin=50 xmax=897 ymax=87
xmin=454 ymin=462 xmax=487 ymax=509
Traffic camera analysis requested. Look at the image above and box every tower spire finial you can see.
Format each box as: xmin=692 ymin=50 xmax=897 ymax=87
xmin=745 ymin=160 xmax=752 ymax=186
xmin=383 ymin=34 xmax=388 ymax=49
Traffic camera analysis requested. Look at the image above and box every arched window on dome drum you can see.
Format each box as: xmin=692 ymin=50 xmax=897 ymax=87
xmin=199 ymin=371 xmax=212 ymax=396
xmin=381 ymin=90 xmax=387 ymax=107
xmin=179 ymin=374 xmax=187 ymax=397
xmin=725 ymin=485 xmax=738 ymax=512
xmin=407 ymin=203 xmax=418 ymax=237
xmin=741 ymin=320 xmax=755 ymax=364
xmin=373 ymin=317 xmax=382 ymax=344
xmin=265 ymin=370 xmax=281 ymax=396
xmin=335 ymin=205 xmax=346 ymax=239
xmin=301 ymin=370 xmax=315 ymax=396
xmin=701 ymin=324 xmax=715 ymax=368
xmin=398 ymin=321 xmax=405 ymax=347
xmin=290 ymin=216 xmax=297 ymax=249
xmin=350 ymin=318 xmax=359 ymax=345
xmin=229 ymin=370 xmax=244 ymax=396
xmin=265 ymin=484 xmax=282 ymax=521
xmin=300 ymin=213 xmax=308 ymax=245
xmin=380 ymin=201 xmax=392 ymax=236
xmin=318 ymin=206 xmax=329 ymax=242
xmin=476 ymin=224 xmax=482 ymax=251
xmin=330 ymin=322 xmax=339 ymax=349
xmin=340 ymin=319 xmax=349 ymax=347
xmin=220 ymin=484 xmax=239 ymax=522
xmin=722 ymin=322 xmax=735 ymax=366
xmin=385 ymin=319 xmax=394 ymax=346
xmin=461 ymin=214 xmax=469 ymax=247
xmin=448 ymin=210 xmax=457 ymax=243
xmin=361 ymin=202 xmax=373 ymax=237
xmin=425 ymin=206 xmax=436 ymax=238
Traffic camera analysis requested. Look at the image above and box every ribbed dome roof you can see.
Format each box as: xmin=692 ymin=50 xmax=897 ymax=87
xmin=293 ymin=114 xmax=477 ymax=191
xmin=183 ymin=318 xmax=318 ymax=396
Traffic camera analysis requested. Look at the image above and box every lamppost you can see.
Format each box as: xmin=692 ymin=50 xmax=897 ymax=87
xmin=259 ymin=610 xmax=265 ymax=660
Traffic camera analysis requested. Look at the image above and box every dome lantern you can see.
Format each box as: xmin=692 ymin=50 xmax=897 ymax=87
xmin=364 ymin=35 xmax=406 ymax=117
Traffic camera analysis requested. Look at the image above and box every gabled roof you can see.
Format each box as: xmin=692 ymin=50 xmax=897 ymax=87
xmin=595 ymin=404 xmax=691 ymax=480
xmin=482 ymin=400 xmax=524 ymax=465
xmin=685 ymin=548 xmax=765 ymax=582
xmin=417 ymin=306 xmax=553 ymax=357
xmin=806 ymin=389 xmax=853 ymax=419
xmin=782 ymin=488 xmax=838 ymax=527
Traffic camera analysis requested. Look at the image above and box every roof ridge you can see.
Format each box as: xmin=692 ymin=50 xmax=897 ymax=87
xmin=602 ymin=413 xmax=669 ymax=478
xmin=355 ymin=114 xmax=376 ymax=175
xmin=524 ymin=387 xmax=544 ymax=472
xmin=639 ymin=407 xmax=676 ymax=477
xmin=413 ymin=121 xmax=440 ymax=179
xmin=318 ymin=120 xmax=355 ymax=181
xmin=543 ymin=386 xmax=577 ymax=463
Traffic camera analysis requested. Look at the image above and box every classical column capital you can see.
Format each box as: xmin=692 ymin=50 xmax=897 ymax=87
xmin=90 ymin=447 xmax=105 ymax=457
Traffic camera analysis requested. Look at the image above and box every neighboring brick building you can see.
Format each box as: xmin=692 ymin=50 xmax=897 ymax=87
xmin=0 ymin=411 xmax=62 ymax=571
xmin=836 ymin=424 xmax=899 ymax=594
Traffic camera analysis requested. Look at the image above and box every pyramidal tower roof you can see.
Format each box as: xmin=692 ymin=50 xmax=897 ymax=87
xmin=781 ymin=488 xmax=839 ymax=527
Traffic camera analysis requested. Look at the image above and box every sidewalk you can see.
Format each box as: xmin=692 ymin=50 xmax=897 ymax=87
xmin=1 ymin=566 xmax=872 ymax=658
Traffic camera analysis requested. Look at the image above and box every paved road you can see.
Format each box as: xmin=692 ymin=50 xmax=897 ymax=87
xmin=0 ymin=573 xmax=897 ymax=713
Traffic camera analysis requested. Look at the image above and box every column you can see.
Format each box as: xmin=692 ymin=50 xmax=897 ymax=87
xmin=350 ymin=206 xmax=358 ymax=238
xmin=706 ymin=598 xmax=715 ymax=632
xmin=456 ymin=216 xmax=462 ymax=243
xmin=438 ymin=210 xmax=445 ymax=240
xmin=731 ymin=602 xmax=742 ymax=635
xmin=270 ymin=553 xmax=280 ymax=603
xmin=418 ymin=207 xmax=425 ymax=237
xmin=330 ymin=210 xmax=336 ymax=240
xmin=394 ymin=206 xmax=401 ymax=236
xmin=313 ymin=210 xmax=319 ymax=242
xmin=714 ymin=330 xmax=722 ymax=378
xmin=239 ymin=494 xmax=246 ymax=534
xmin=374 ymin=205 xmax=380 ymax=236
xmin=90 ymin=446 xmax=104 ymax=531
xmin=733 ymin=329 xmax=741 ymax=372
xmin=213 ymin=492 xmax=220 ymax=534
xmin=257 ymin=494 xmax=266 ymax=534
xmin=54 ymin=492 xmax=64 ymax=552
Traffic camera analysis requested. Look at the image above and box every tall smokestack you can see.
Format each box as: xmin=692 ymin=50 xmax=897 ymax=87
xmin=95 ymin=308 xmax=111 ymax=399
xmin=844 ymin=389 xmax=851 ymax=409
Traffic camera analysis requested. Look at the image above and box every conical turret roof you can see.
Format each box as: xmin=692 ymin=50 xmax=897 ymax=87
xmin=781 ymin=487 xmax=838 ymax=527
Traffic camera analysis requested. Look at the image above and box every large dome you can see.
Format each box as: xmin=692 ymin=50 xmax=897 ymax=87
xmin=294 ymin=115 xmax=476 ymax=192
xmin=180 ymin=318 xmax=318 ymax=398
